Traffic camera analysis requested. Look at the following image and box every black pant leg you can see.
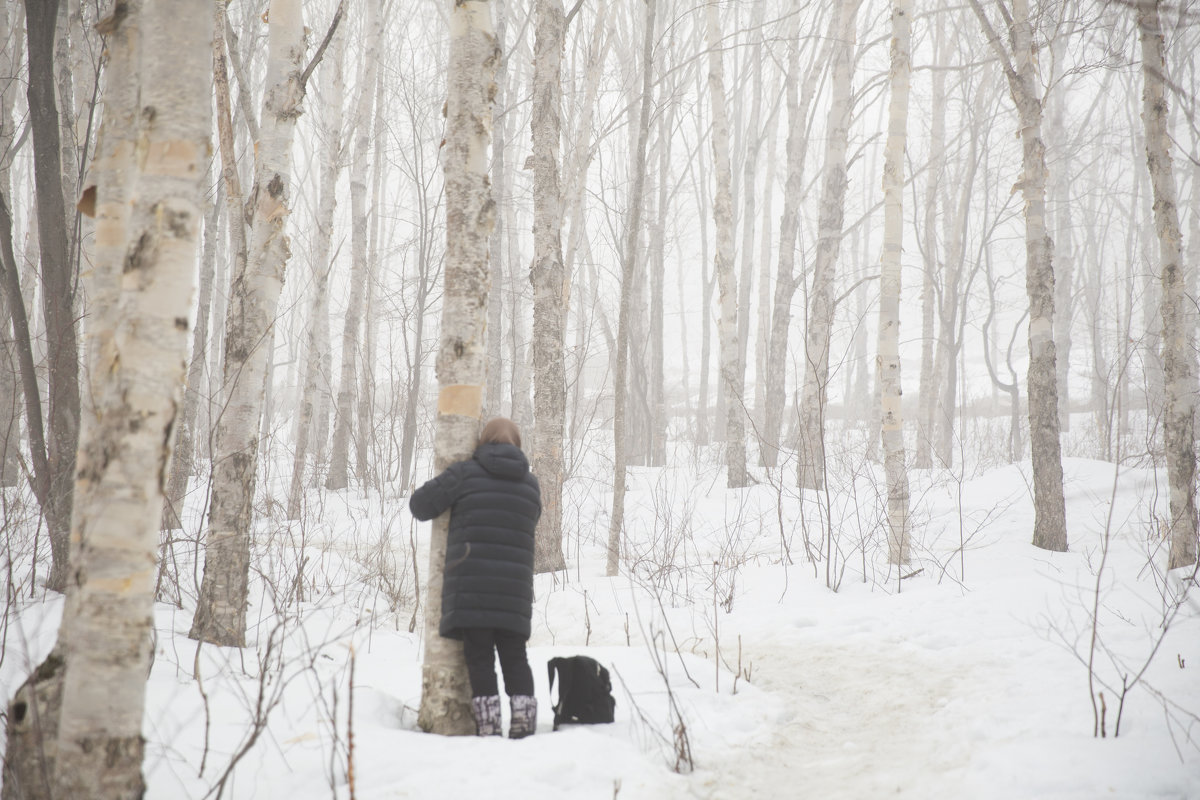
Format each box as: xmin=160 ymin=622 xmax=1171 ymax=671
xmin=461 ymin=627 xmax=499 ymax=697
xmin=494 ymin=630 xmax=535 ymax=697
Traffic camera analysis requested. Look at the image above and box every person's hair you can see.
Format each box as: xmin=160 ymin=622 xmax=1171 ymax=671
xmin=479 ymin=417 xmax=521 ymax=448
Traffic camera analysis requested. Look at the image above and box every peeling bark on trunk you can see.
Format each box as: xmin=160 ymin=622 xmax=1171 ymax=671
xmin=1139 ymin=0 xmax=1197 ymax=569
xmin=55 ymin=0 xmax=209 ymax=794
xmin=418 ymin=0 xmax=499 ymax=735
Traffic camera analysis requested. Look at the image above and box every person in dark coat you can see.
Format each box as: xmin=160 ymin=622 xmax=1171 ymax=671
xmin=408 ymin=417 xmax=542 ymax=738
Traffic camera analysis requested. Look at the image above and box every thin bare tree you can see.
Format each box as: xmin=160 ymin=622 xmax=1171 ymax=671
xmin=705 ymin=3 xmax=747 ymax=488
xmin=327 ymin=0 xmax=381 ymax=492
xmin=968 ymin=0 xmax=1068 ymax=551
xmin=798 ymin=0 xmax=858 ymax=491
xmin=191 ymin=0 xmax=342 ymax=645
xmin=607 ymin=0 xmax=656 ymax=577
xmin=1138 ymin=0 xmax=1197 ymax=569
xmin=531 ymin=0 xmax=568 ymax=572
xmin=879 ymin=0 xmax=911 ymax=564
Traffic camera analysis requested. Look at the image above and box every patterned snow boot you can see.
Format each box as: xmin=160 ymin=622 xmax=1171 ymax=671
xmin=509 ymin=695 xmax=537 ymax=739
xmin=472 ymin=695 xmax=502 ymax=736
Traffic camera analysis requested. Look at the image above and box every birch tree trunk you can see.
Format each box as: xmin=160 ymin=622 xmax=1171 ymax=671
xmin=607 ymin=0 xmax=655 ymax=577
xmin=530 ymin=0 xmax=567 ymax=572
xmin=53 ymin=0 xmax=79 ymax=244
xmin=1 ymin=0 xmax=138 ymax=792
xmin=969 ymin=0 xmax=1067 ymax=551
xmin=327 ymin=0 xmax=380 ymax=491
xmin=1049 ymin=34 xmax=1073 ymax=432
xmin=486 ymin=0 xmax=509 ymax=421
xmin=1139 ymin=0 xmax=1197 ymax=569
xmin=24 ymin=0 xmax=80 ymax=592
xmin=916 ymin=28 xmax=945 ymax=469
xmin=753 ymin=107 xmax=777 ymax=446
xmin=763 ymin=4 xmax=829 ymax=468
xmin=357 ymin=68 xmax=387 ymax=484
xmin=879 ymin=0 xmax=911 ymax=565
xmin=933 ymin=143 xmax=978 ymax=468
xmin=289 ymin=18 xmax=345 ymax=516
xmin=0 ymin=3 xmax=21 ymax=486
xmin=418 ymin=0 xmax=499 ymax=735
xmin=798 ymin=0 xmax=857 ymax=491
xmin=190 ymin=0 xmax=310 ymax=646
xmin=706 ymin=5 xmax=747 ymax=488
xmin=204 ymin=0 xmax=249 ymax=470
xmin=162 ymin=179 xmax=220 ymax=531
xmin=736 ymin=3 xmax=764 ymax=416
xmin=649 ymin=77 xmax=674 ymax=468
xmin=55 ymin=0 xmax=209 ymax=794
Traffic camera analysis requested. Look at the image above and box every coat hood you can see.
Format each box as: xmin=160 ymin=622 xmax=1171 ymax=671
xmin=473 ymin=442 xmax=530 ymax=480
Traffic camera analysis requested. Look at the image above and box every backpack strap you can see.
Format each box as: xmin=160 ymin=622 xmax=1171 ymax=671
xmin=547 ymin=657 xmax=573 ymax=731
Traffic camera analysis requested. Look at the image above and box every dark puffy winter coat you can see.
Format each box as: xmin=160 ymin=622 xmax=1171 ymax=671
xmin=409 ymin=442 xmax=541 ymax=639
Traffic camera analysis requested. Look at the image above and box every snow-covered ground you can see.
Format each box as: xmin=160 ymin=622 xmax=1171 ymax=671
xmin=2 ymin=455 xmax=1198 ymax=799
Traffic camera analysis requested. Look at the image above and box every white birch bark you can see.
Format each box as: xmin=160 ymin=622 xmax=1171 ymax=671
xmin=914 ymin=28 xmax=945 ymax=470
xmin=191 ymin=0 xmax=309 ymax=646
xmin=327 ymin=0 xmax=380 ymax=491
xmin=418 ymin=0 xmax=499 ymax=735
xmin=968 ymin=0 xmax=1067 ymax=551
xmin=289 ymin=18 xmax=345 ymax=516
xmin=753 ymin=108 xmax=776 ymax=448
xmin=531 ymin=0 xmax=567 ymax=572
xmin=879 ymin=0 xmax=911 ymax=565
xmin=1049 ymin=34 xmax=1073 ymax=432
xmin=607 ymin=0 xmax=655 ymax=577
xmin=358 ymin=67 xmax=387 ymax=483
xmin=55 ymin=0 xmax=209 ymax=794
xmin=763 ymin=4 xmax=830 ymax=468
xmin=706 ymin=5 xmax=747 ymax=488
xmin=649 ymin=76 xmax=674 ymax=468
xmin=1139 ymin=0 xmax=1197 ymax=569
xmin=798 ymin=0 xmax=857 ymax=491
xmin=486 ymin=0 xmax=509 ymax=421
xmin=0 ymin=1 xmax=136 ymax=792
xmin=736 ymin=2 xmax=765 ymax=417
xmin=162 ymin=180 xmax=220 ymax=531
xmin=204 ymin=0 xmax=246 ymax=468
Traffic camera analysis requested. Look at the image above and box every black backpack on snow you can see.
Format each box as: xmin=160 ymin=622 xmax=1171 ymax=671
xmin=547 ymin=656 xmax=616 ymax=730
